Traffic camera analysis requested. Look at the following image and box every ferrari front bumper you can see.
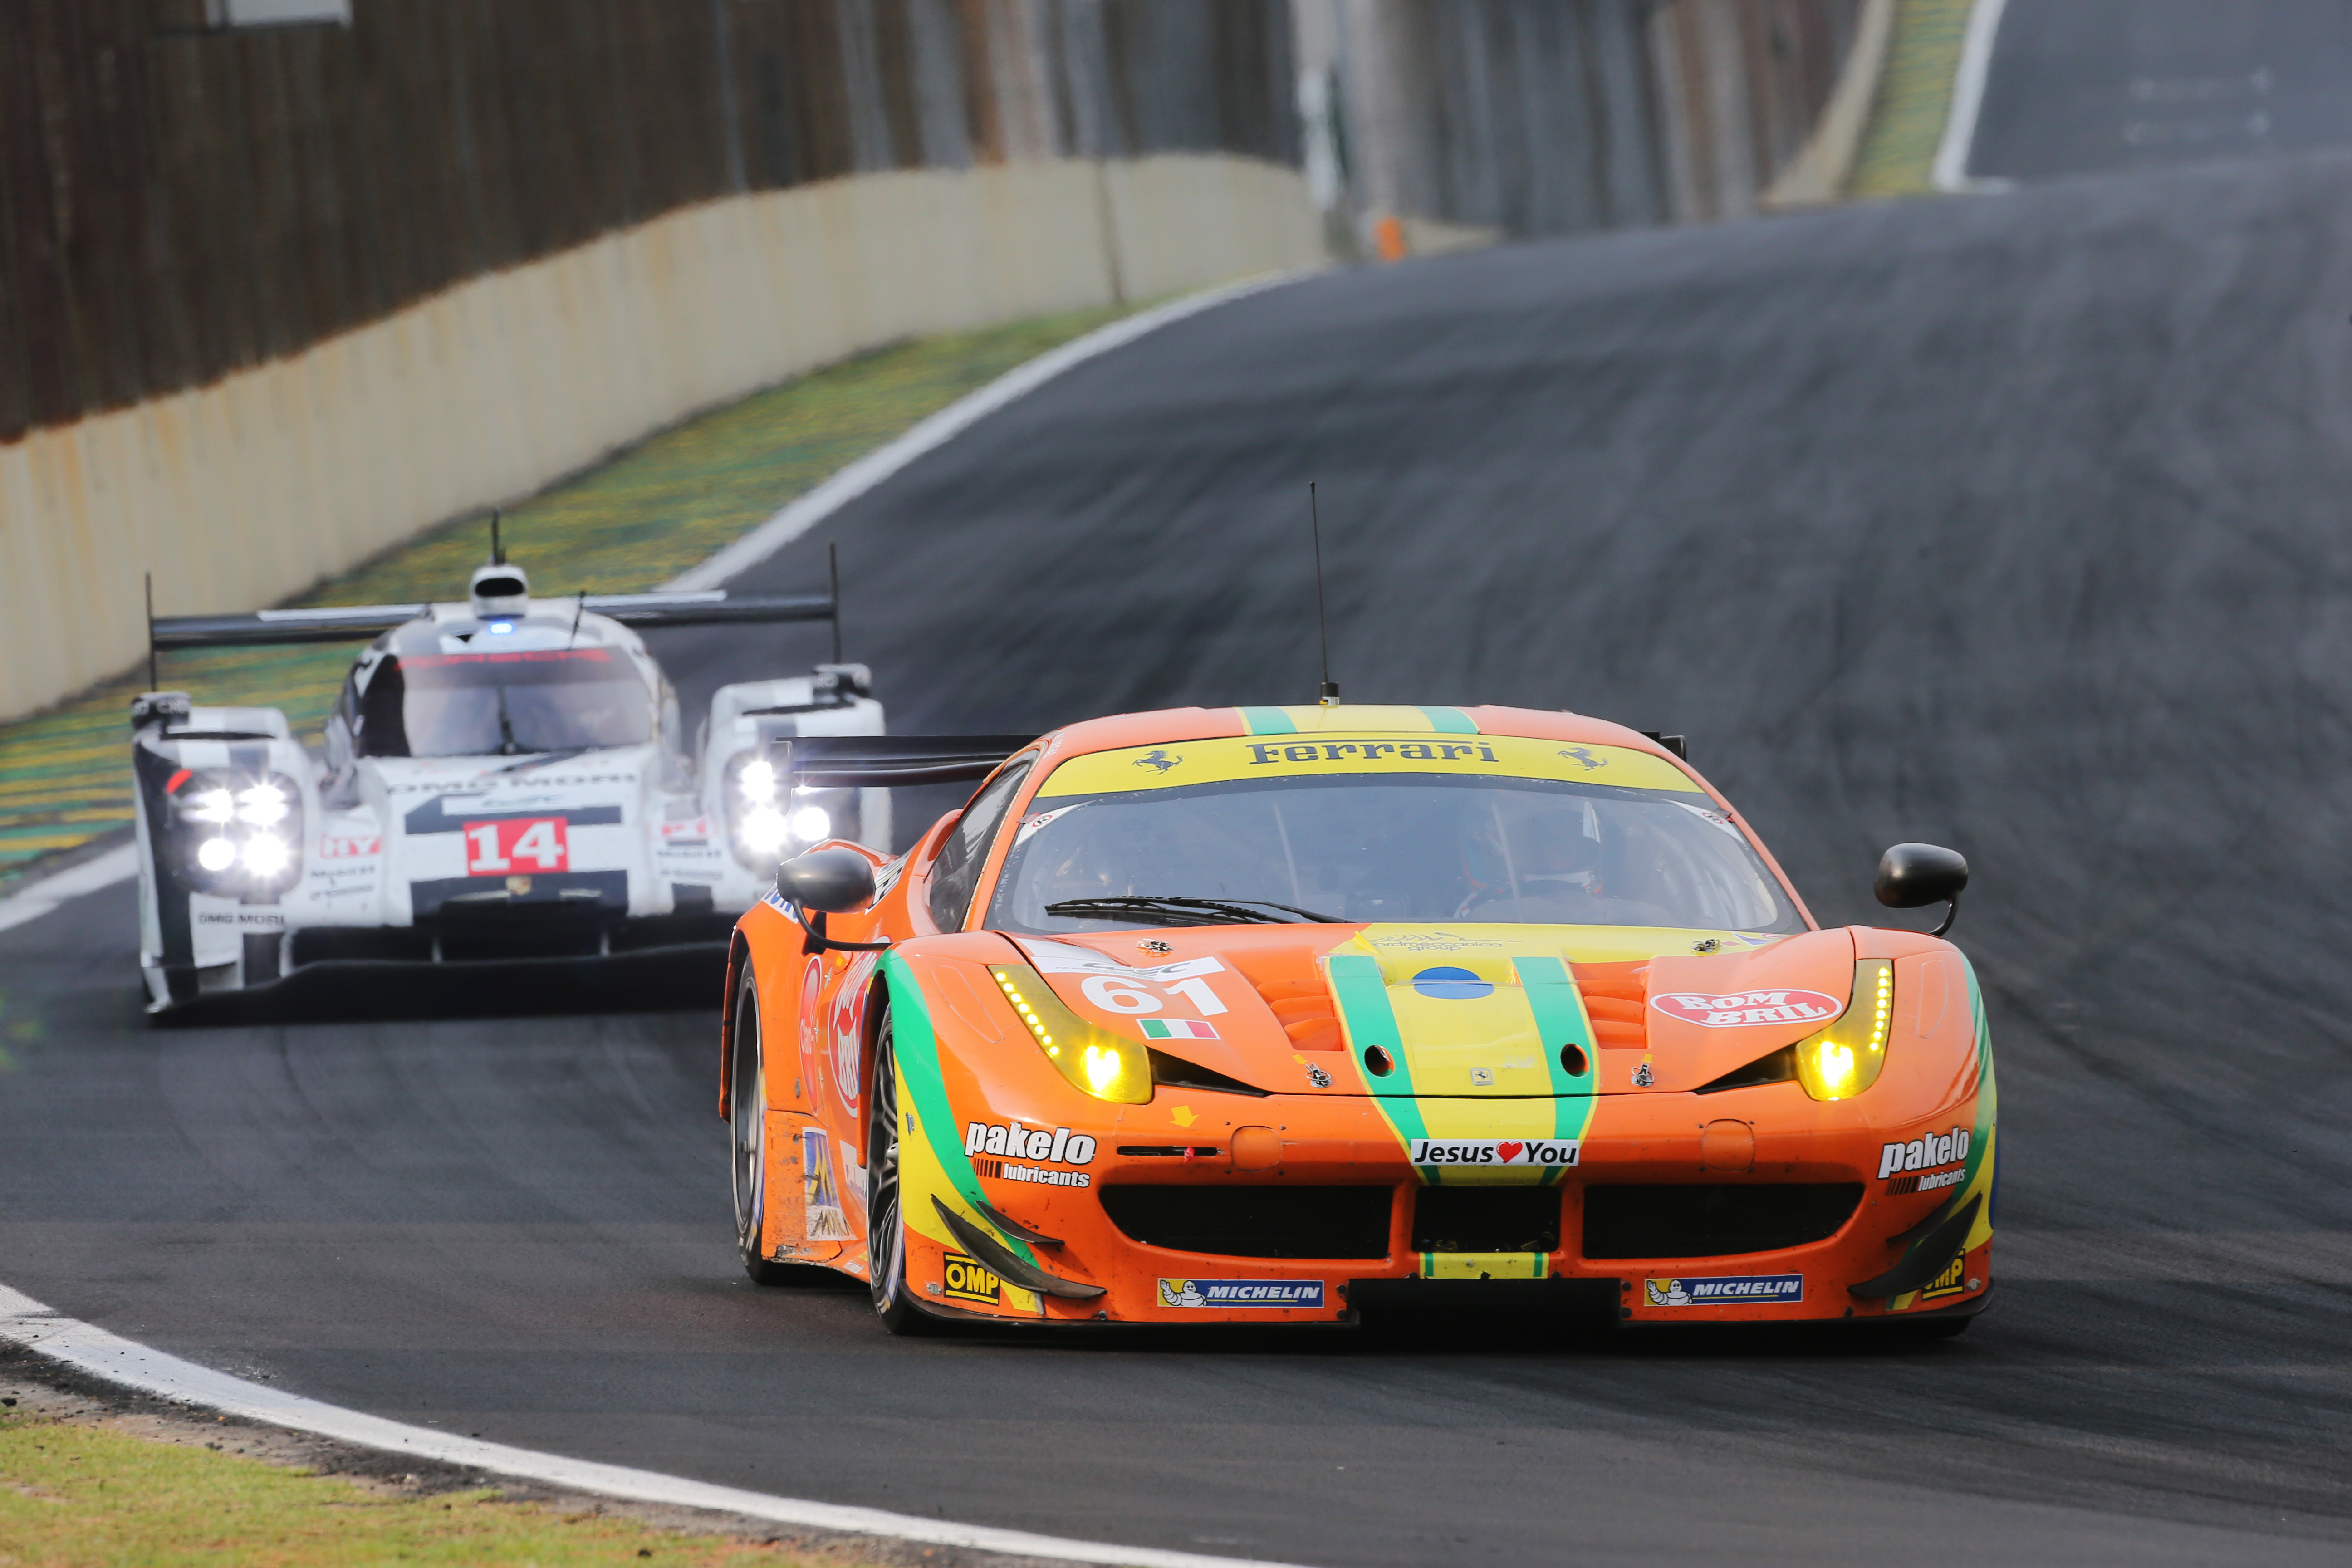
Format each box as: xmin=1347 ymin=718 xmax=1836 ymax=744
xmin=908 ymin=1088 xmax=1995 ymax=1327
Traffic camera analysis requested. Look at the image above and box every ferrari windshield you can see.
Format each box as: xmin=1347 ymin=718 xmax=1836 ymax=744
xmin=353 ymin=649 xmax=652 ymax=758
xmin=985 ymin=774 xmax=1805 ymax=935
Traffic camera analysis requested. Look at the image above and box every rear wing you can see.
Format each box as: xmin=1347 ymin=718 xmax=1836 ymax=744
xmin=781 ymin=735 xmax=1037 ymax=788
xmin=149 ymin=589 xmax=836 ymax=651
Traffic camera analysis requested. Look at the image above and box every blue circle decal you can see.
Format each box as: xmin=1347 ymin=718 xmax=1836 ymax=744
xmin=1412 ymin=966 xmax=1493 ymax=1000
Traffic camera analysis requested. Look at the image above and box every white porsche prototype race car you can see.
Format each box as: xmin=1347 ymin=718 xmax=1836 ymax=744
xmin=131 ymin=554 xmax=885 ymax=1012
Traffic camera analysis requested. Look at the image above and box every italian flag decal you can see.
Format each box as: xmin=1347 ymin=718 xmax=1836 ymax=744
xmin=1139 ymin=1019 xmax=1219 ymax=1040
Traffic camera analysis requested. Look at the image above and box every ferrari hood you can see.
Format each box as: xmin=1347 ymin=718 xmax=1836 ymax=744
xmin=1007 ymin=923 xmax=1856 ymax=1098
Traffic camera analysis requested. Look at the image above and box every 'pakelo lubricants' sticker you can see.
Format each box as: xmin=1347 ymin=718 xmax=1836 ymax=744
xmin=1880 ymin=1125 xmax=1971 ymax=1185
xmin=1650 ymin=988 xmax=1840 ymax=1028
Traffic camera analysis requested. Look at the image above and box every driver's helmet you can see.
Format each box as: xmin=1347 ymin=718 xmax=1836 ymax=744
xmin=1460 ymin=793 xmax=1606 ymax=897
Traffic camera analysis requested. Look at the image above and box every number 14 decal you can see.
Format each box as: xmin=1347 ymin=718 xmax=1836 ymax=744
xmin=464 ymin=817 xmax=568 ymax=875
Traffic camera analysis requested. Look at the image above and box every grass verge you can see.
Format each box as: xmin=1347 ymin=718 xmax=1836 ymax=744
xmin=0 ymin=302 xmax=1137 ymax=888
xmin=1844 ymin=0 xmax=1978 ymax=197
xmin=0 ymin=1405 xmax=842 ymax=1567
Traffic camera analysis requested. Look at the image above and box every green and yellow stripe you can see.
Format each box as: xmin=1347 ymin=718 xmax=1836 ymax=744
xmin=1237 ymin=704 xmax=1478 ymax=736
xmin=1326 ymin=936 xmax=1600 ymax=1186
xmin=882 ymin=951 xmax=1044 ymax=1315
xmin=1886 ymin=949 xmax=1998 ymax=1311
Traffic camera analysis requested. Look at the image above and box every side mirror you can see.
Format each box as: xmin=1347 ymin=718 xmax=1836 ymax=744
xmin=777 ymin=847 xmax=876 ymax=913
xmin=1874 ymin=843 xmax=1969 ymax=936
xmin=774 ymin=848 xmax=888 ymax=956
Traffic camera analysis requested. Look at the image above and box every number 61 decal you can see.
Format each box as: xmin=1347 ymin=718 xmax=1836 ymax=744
xmin=1078 ymin=973 xmax=1226 ymax=1016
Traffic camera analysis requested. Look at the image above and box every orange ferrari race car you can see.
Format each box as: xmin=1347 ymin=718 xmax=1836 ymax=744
xmin=718 ymin=703 xmax=1993 ymax=1334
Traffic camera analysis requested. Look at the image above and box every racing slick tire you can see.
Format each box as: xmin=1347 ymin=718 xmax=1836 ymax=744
xmin=730 ymin=964 xmax=799 ymax=1287
xmin=866 ymin=1007 xmax=939 ymax=1336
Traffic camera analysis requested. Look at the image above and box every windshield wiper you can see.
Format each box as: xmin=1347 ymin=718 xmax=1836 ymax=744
xmin=489 ymin=745 xmax=596 ymax=775
xmin=1043 ymin=895 xmax=1343 ymax=927
xmin=494 ymin=684 xmax=521 ymax=756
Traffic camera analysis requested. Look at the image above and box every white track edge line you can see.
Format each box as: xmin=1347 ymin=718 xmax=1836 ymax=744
xmin=0 ymin=1284 xmax=1313 ymax=1568
xmin=0 ymin=843 xmax=138 ymax=934
xmin=1932 ymin=0 xmax=2017 ymax=194
xmin=662 ymin=269 xmax=1314 ymax=593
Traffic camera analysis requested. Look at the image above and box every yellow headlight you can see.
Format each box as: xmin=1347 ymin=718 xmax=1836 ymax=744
xmin=1793 ymin=959 xmax=1895 ymax=1101
xmin=989 ymin=964 xmax=1153 ymax=1103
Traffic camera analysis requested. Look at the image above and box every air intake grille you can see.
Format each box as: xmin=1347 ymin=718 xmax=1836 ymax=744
xmin=1412 ymin=1186 xmax=1561 ymax=1253
xmin=1100 ymin=1185 xmax=1392 ymax=1259
xmin=1581 ymin=1183 xmax=1861 ymax=1259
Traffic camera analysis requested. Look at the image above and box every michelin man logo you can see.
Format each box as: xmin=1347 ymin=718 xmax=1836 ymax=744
xmin=1646 ymin=1278 xmax=1692 ymax=1307
xmin=1160 ymin=1279 xmax=1209 ymax=1308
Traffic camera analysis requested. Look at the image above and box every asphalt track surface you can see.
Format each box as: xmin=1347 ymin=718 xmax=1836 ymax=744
xmin=1971 ymin=0 xmax=2352 ymax=181
xmin=11 ymin=156 xmax=2352 ymax=1567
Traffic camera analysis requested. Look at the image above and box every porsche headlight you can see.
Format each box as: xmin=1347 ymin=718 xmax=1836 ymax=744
xmin=738 ymin=804 xmax=791 ymax=858
xmin=988 ymin=964 xmax=1153 ymax=1104
xmin=165 ymin=767 xmax=303 ymax=894
xmin=1793 ymin=959 xmax=1894 ymax=1101
xmin=723 ymin=750 xmax=846 ymax=867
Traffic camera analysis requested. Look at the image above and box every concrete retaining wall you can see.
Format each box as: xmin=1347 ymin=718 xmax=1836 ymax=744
xmin=0 ymin=153 xmax=1319 ymax=722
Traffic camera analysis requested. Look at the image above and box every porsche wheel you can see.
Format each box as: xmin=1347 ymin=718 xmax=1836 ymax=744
xmin=730 ymin=964 xmax=794 ymax=1286
xmin=865 ymin=1008 xmax=935 ymax=1335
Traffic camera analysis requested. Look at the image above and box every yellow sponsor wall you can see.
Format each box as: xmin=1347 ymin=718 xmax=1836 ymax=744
xmin=0 ymin=154 xmax=1318 ymax=723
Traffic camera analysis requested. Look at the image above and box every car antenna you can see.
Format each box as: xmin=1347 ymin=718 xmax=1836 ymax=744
xmin=565 ymin=586 xmax=587 ymax=651
xmin=828 ymin=540 xmax=843 ymax=665
xmin=1309 ymin=483 xmax=1339 ymax=705
xmin=144 ymin=571 xmax=159 ymax=692
xmin=490 ymin=507 xmax=505 ymax=566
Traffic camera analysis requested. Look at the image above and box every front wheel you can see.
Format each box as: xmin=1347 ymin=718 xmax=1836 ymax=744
xmin=730 ymin=963 xmax=796 ymax=1286
xmin=866 ymin=1008 xmax=936 ymax=1335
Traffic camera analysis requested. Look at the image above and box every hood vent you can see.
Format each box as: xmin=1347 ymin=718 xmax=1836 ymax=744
xmin=1253 ymin=975 xmax=1342 ymax=1052
xmin=1574 ymin=961 xmax=1650 ymax=1051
